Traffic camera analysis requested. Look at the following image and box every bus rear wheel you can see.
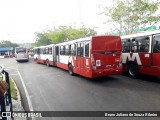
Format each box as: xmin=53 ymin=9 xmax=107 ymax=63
xmin=68 ymin=64 xmax=74 ymax=76
xmin=127 ymin=64 xmax=139 ymax=78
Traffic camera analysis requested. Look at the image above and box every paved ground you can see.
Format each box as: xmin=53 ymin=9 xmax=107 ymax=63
xmin=1 ymin=58 xmax=160 ymax=120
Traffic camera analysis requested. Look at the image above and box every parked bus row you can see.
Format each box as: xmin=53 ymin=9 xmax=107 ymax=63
xmin=34 ymin=36 xmax=122 ymax=78
xmin=33 ymin=30 xmax=160 ymax=78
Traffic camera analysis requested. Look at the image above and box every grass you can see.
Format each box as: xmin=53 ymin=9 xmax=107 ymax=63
xmin=10 ymin=78 xmax=18 ymax=100
xmin=0 ymin=76 xmax=18 ymax=100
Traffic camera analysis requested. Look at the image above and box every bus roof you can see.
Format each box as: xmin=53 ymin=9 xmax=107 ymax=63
xmin=34 ymin=35 xmax=120 ymax=48
xmin=56 ymin=36 xmax=92 ymax=46
xmin=55 ymin=35 xmax=120 ymax=46
xmin=121 ymin=29 xmax=160 ymax=39
xmin=34 ymin=44 xmax=55 ymax=49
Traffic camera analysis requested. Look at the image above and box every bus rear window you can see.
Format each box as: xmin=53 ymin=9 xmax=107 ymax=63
xmin=16 ymin=48 xmax=26 ymax=53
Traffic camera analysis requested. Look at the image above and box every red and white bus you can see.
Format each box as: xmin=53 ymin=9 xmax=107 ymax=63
xmin=34 ymin=36 xmax=122 ymax=78
xmin=15 ymin=47 xmax=29 ymax=62
xmin=121 ymin=30 xmax=160 ymax=77
xmin=34 ymin=44 xmax=55 ymax=66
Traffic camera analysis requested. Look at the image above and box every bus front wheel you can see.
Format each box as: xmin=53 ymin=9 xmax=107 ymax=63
xmin=68 ymin=64 xmax=74 ymax=76
xmin=127 ymin=64 xmax=139 ymax=78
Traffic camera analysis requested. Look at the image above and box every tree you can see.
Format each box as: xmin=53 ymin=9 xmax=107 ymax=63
xmin=103 ymin=0 xmax=160 ymax=35
xmin=34 ymin=32 xmax=53 ymax=46
xmin=47 ymin=25 xmax=97 ymax=44
xmin=34 ymin=25 xmax=97 ymax=46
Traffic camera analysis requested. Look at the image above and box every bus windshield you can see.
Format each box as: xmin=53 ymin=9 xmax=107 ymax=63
xmin=16 ymin=48 xmax=27 ymax=53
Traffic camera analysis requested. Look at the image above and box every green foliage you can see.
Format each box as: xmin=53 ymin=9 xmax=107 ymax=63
xmin=10 ymin=78 xmax=17 ymax=100
xmin=103 ymin=0 xmax=160 ymax=35
xmin=0 ymin=40 xmax=18 ymax=48
xmin=34 ymin=26 xmax=97 ymax=46
xmin=34 ymin=32 xmax=52 ymax=46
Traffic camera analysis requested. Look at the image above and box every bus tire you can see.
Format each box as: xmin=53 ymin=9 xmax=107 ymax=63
xmin=127 ymin=64 xmax=139 ymax=78
xmin=68 ymin=64 xmax=74 ymax=76
xmin=46 ymin=60 xmax=50 ymax=67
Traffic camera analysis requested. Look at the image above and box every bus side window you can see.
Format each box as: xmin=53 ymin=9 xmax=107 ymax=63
xmin=71 ymin=44 xmax=76 ymax=56
xmin=85 ymin=42 xmax=89 ymax=57
xmin=80 ymin=43 xmax=84 ymax=56
xmin=135 ymin=36 xmax=150 ymax=52
xmin=122 ymin=39 xmax=130 ymax=53
xmin=46 ymin=48 xmax=49 ymax=54
xmin=60 ymin=46 xmax=65 ymax=55
xmin=153 ymin=35 xmax=160 ymax=53
xmin=77 ymin=43 xmax=81 ymax=56
xmin=49 ymin=47 xmax=52 ymax=54
xmin=65 ymin=45 xmax=69 ymax=55
xmin=37 ymin=48 xmax=40 ymax=54
xmin=43 ymin=48 xmax=46 ymax=54
xmin=69 ymin=45 xmax=71 ymax=55
xmin=131 ymin=39 xmax=138 ymax=52
xmin=40 ymin=48 xmax=43 ymax=54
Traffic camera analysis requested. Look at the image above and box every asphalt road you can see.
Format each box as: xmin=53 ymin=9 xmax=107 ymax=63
xmin=1 ymin=58 xmax=160 ymax=120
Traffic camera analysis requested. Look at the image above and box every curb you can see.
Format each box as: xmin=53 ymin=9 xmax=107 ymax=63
xmin=11 ymin=78 xmax=21 ymax=102
xmin=10 ymin=78 xmax=27 ymax=120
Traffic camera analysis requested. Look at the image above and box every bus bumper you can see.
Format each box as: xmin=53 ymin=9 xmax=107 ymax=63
xmin=16 ymin=58 xmax=29 ymax=61
xmin=92 ymin=68 xmax=122 ymax=78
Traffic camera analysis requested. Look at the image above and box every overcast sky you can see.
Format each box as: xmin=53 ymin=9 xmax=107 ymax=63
xmin=0 ymin=0 xmax=111 ymax=43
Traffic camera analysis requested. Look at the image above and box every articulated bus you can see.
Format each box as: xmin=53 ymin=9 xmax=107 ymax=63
xmin=34 ymin=35 xmax=122 ymax=78
xmin=34 ymin=44 xmax=55 ymax=66
xmin=15 ymin=47 xmax=29 ymax=62
xmin=121 ymin=30 xmax=160 ymax=77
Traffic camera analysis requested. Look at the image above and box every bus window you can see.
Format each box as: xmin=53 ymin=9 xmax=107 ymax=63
xmin=16 ymin=48 xmax=26 ymax=53
xmin=37 ymin=48 xmax=40 ymax=54
xmin=60 ymin=46 xmax=65 ymax=55
xmin=40 ymin=48 xmax=43 ymax=54
xmin=77 ymin=43 xmax=81 ymax=56
xmin=46 ymin=48 xmax=49 ymax=54
xmin=80 ymin=43 xmax=84 ymax=56
xmin=65 ymin=45 xmax=70 ymax=55
xmin=69 ymin=45 xmax=71 ymax=55
xmin=153 ymin=35 xmax=160 ymax=53
xmin=133 ymin=36 xmax=150 ymax=52
xmin=131 ymin=39 xmax=138 ymax=52
xmin=43 ymin=48 xmax=46 ymax=54
xmin=71 ymin=44 xmax=76 ymax=56
xmin=77 ymin=43 xmax=84 ymax=56
xmin=122 ymin=39 xmax=130 ymax=53
xmin=85 ymin=41 xmax=89 ymax=57
xmin=49 ymin=47 xmax=52 ymax=54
